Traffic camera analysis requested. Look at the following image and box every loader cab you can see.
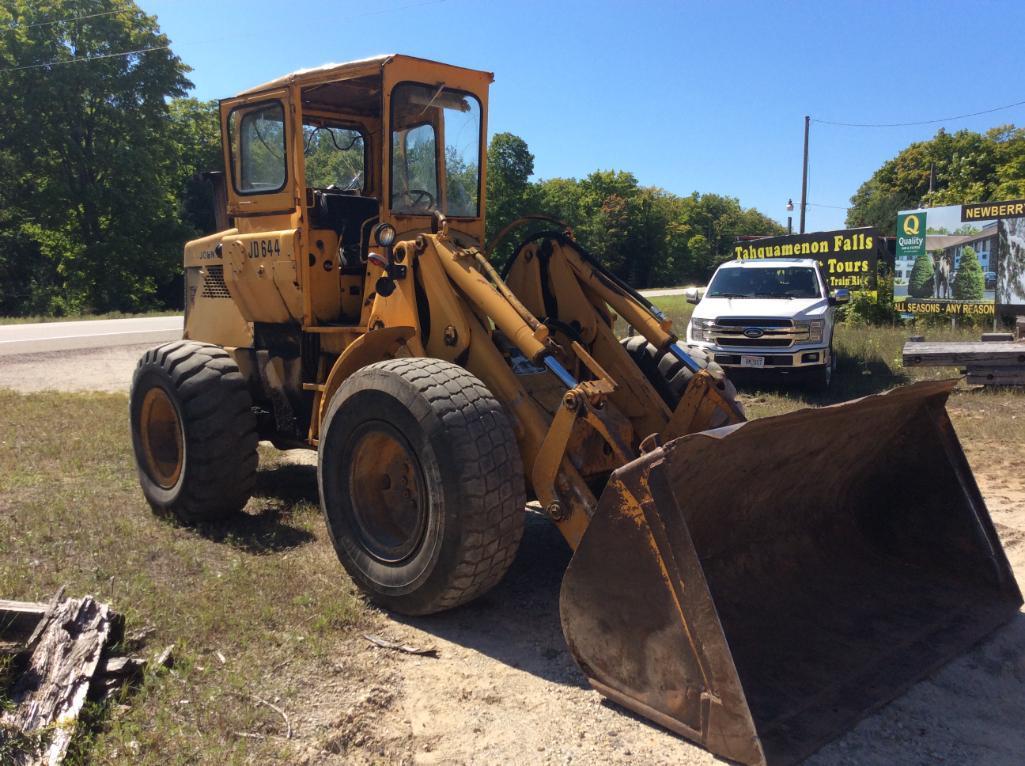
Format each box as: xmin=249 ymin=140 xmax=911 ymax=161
xmin=214 ymin=55 xmax=492 ymax=329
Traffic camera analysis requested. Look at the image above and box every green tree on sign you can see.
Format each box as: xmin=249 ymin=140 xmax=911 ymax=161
xmin=908 ymin=253 xmax=934 ymax=298
xmin=952 ymin=246 xmax=985 ymax=300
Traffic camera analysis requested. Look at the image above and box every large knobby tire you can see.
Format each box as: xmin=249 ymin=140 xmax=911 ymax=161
xmin=130 ymin=341 xmax=258 ymax=523
xmin=318 ymin=358 xmax=526 ymax=616
xmin=620 ymin=335 xmax=743 ymax=426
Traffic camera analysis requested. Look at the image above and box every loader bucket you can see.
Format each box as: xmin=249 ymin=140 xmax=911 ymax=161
xmin=560 ymin=380 xmax=1022 ymax=766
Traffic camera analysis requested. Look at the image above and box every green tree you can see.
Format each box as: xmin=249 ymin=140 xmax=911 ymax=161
xmin=485 ymin=132 xmax=534 ymax=249
xmin=908 ymin=253 xmax=934 ymax=298
xmin=847 ymin=125 xmax=1025 ymax=231
xmin=952 ymin=246 xmax=984 ymax=300
xmin=0 ymin=0 xmax=191 ymax=314
xmin=169 ymin=98 xmax=224 ymax=236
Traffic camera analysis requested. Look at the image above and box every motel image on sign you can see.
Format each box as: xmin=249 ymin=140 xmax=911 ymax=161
xmin=895 ymin=205 xmax=997 ymax=315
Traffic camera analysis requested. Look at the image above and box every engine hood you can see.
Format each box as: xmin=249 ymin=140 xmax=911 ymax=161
xmin=692 ymin=296 xmax=829 ymax=322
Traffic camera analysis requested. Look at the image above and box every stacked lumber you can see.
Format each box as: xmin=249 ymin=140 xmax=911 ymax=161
xmin=902 ymin=339 xmax=1025 ymax=386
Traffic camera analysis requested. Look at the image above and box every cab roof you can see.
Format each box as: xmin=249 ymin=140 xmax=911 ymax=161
xmin=235 ymin=53 xmax=495 ymax=97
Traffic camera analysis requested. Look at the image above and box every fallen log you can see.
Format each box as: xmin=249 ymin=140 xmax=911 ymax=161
xmin=0 ymin=599 xmax=49 ymax=643
xmin=0 ymin=595 xmax=115 ymax=766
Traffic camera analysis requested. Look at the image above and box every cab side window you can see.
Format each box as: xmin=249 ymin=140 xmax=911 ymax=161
xmin=230 ymin=102 xmax=287 ymax=194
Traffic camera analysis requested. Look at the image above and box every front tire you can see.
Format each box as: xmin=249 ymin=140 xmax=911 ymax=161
xmin=805 ymin=350 xmax=835 ymax=392
xmin=620 ymin=336 xmax=743 ymax=426
xmin=130 ymin=341 xmax=258 ymax=523
xmin=318 ymin=358 xmax=526 ymax=616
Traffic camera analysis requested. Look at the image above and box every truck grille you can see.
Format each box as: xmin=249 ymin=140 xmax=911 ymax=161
xmin=709 ymin=317 xmax=808 ymax=348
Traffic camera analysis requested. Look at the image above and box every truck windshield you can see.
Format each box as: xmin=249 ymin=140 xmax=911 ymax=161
xmin=390 ymin=83 xmax=481 ymax=217
xmin=707 ymin=266 xmax=821 ymax=299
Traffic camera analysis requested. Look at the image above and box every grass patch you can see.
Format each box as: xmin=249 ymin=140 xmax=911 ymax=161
xmin=0 ymin=311 xmax=181 ymax=325
xmin=0 ymin=391 xmax=366 ymax=764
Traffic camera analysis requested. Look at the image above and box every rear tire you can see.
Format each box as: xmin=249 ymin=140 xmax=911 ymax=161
xmin=620 ymin=336 xmax=743 ymax=425
xmin=129 ymin=341 xmax=258 ymax=523
xmin=318 ymin=358 xmax=526 ymax=615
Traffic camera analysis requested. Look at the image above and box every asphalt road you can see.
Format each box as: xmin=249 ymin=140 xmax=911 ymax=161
xmin=0 ymin=287 xmax=692 ymax=360
xmin=0 ymin=315 xmax=183 ymax=357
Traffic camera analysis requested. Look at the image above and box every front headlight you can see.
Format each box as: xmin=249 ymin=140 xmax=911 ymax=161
xmin=373 ymin=222 xmax=397 ymax=247
xmin=797 ymin=319 xmax=825 ymax=343
xmin=689 ymin=318 xmax=714 ymax=342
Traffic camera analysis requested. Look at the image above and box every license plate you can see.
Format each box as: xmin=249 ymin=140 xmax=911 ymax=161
xmin=740 ymin=355 xmax=765 ymax=368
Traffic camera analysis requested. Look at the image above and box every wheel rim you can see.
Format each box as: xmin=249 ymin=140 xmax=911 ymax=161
xmin=140 ymin=386 xmax=184 ymax=489
xmin=348 ymin=423 xmax=427 ymax=563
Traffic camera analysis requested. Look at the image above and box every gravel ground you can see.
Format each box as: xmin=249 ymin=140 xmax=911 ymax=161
xmin=0 ymin=344 xmax=149 ymax=393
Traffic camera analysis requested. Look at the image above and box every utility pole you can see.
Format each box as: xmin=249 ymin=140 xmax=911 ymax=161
xmin=800 ymin=115 xmax=810 ymax=234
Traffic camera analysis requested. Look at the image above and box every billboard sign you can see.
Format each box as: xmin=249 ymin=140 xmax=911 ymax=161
xmin=732 ymin=228 xmax=880 ymax=292
xmin=896 ymin=200 xmax=1025 ymax=316
xmin=894 ymin=204 xmax=996 ymax=317
xmin=963 ymin=199 xmax=1025 ymax=309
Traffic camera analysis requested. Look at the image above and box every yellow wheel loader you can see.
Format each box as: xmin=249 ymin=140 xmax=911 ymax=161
xmin=128 ymin=55 xmax=1022 ymax=765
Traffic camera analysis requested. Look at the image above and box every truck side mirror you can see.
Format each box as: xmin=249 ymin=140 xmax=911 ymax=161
xmin=830 ymin=288 xmax=851 ymax=306
xmin=684 ymin=287 xmax=702 ymax=305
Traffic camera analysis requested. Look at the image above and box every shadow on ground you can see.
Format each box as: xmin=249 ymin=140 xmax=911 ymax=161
xmin=397 ymin=511 xmax=586 ymax=688
xmin=731 ymin=354 xmax=910 ymax=407
xmin=191 ymin=462 xmax=319 ymax=554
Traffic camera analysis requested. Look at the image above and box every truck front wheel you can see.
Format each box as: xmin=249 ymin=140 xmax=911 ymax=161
xmin=805 ymin=348 xmax=836 ymax=392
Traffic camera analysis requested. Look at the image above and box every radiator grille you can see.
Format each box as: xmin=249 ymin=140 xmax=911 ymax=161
xmin=201 ymin=264 xmax=231 ymax=299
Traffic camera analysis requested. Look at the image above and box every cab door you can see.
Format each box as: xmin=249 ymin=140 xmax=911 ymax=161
xmin=219 ymin=89 xmax=298 ymax=218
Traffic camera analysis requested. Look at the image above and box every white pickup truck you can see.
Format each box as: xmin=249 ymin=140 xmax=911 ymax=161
xmin=684 ymin=257 xmax=849 ymax=390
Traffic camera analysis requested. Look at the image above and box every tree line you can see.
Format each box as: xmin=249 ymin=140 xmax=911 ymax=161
xmin=0 ymin=0 xmax=789 ymax=316
xmin=846 ymin=124 xmax=1025 ymax=232
xmin=10 ymin=1 xmax=1021 ymax=318
xmin=485 ymin=133 xmax=784 ymax=288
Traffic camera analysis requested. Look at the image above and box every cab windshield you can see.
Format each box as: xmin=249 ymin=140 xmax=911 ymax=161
xmin=390 ymin=83 xmax=481 ymax=217
xmin=707 ymin=266 xmax=821 ymax=299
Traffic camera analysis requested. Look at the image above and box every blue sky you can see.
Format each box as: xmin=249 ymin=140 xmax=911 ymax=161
xmin=142 ymin=0 xmax=1025 ymax=232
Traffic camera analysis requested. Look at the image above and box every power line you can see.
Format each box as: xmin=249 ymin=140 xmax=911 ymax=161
xmin=0 ymin=44 xmax=170 ymax=73
xmin=812 ymin=97 xmax=1025 ymax=128
xmin=806 ymin=202 xmax=850 ymax=210
xmin=7 ymin=8 xmax=126 ymax=30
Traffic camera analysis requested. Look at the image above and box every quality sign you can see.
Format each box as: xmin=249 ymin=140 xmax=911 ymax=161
xmin=896 ymin=212 xmax=926 ymax=261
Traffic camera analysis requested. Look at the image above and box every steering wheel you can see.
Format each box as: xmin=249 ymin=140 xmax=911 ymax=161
xmin=406 ymin=188 xmax=435 ymax=210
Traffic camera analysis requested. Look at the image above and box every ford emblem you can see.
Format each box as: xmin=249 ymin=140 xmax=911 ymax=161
xmin=743 ymin=327 xmax=764 ymax=339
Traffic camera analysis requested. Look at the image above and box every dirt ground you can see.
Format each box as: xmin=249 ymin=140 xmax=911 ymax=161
xmin=280 ymin=418 xmax=1025 ymax=766
xmin=2 ymin=349 xmax=1024 ymax=765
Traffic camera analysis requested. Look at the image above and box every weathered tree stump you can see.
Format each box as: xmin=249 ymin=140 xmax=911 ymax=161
xmin=0 ymin=595 xmax=114 ymax=766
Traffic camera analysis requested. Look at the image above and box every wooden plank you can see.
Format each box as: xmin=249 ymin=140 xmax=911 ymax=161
xmin=981 ymin=333 xmax=1015 ymax=342
xmin=902 ymin=341 xmax=1025 ymax=367
xmin=966 ymin=367 xmax=1025 ymax=386
xmin=0 ymin=600 xmax=49 ymax=641
xmin=1 ymin=596 xmax=114 ymax=766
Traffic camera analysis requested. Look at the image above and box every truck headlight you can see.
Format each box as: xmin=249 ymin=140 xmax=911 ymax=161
xmin=689 ymin=318 xmax=714 ymax=342
xmin=797 ymin=319 xmax=825 ymax=343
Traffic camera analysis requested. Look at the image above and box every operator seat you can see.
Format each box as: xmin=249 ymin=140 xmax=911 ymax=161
xmin=310 ymin=190 xmax=379 ymax=271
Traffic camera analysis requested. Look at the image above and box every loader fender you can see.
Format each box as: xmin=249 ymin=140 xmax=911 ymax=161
xmin=560 ymin=379 xmax=1022 ymax=766
xmin=318 ymin=326 xmax=416 ymax=428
